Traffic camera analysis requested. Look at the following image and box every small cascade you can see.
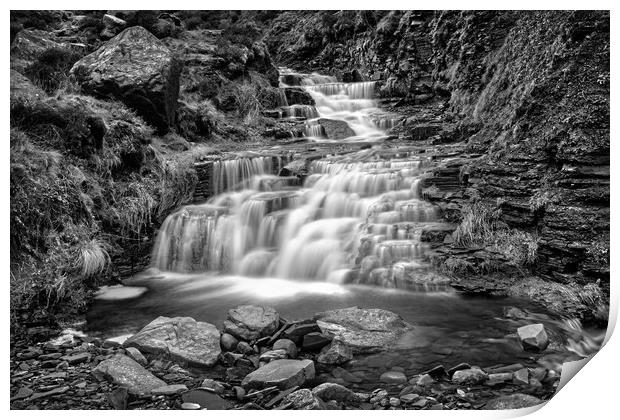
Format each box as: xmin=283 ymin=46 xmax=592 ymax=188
xmin=281 ymin=104 xmax=319 ymax=119
xmin=211 ymin=155 xmax=289 ymax=195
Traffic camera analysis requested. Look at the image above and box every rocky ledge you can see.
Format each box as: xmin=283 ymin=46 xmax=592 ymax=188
xmin=11 ymin=306 xmax=562 ymax=410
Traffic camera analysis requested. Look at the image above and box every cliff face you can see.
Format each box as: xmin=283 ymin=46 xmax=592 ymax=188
xmin=264 ymin=10 xmax=610 ymax=314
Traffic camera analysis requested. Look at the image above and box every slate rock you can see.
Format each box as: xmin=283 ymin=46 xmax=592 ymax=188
xmin=241 ymin=359 xmax=315 ymax=390
xmin=451 ymin=367 xmax=488 ymax=385
xmin=312 ymin=382 xmax=365 ymax=403
xmin=92 ymin=354 xmax=166 ymax=395
xmin=124 ymin=347 xmax=147 ymax=366
xmin=301 ymin=332 xmax=332 ymax=351
xmin=223 ymin=305 xmax=280 ymax=341
xmin=151 ymin=384 xmax=188 ymax=395
xmin=273 ymin=338 xmax=297 ymax=358
xmin=316 ymin=340 xmax=353 ymax=365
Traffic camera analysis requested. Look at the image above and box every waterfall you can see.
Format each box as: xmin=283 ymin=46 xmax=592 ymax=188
xmin=151 ymin=71 xmax=443 ymax=289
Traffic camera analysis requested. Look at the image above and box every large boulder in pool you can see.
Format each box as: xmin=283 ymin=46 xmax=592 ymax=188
xmin=70 ymin=26 xmax=181 ymax=133
xmin=313 ymin=307 xmax=411 ymax=354
xmin=517 ymin=323 xmax=549 ymax=352
xmin=317 ymin=118 xmax=356 ymax=140
xmin=223 ymin=305 xmax=280 ymax=341
xmin=123 ymin=316 xmax=220 ymax=368
xmin=92 ymin=354 xmax=166 ymax=395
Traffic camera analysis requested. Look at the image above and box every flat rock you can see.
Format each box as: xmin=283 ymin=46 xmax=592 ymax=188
xmin=485 ymin=393 xmax=544 ymax=410
xmin=259 ymin=349 xmax=289 ymax=363
xmin=103 ymin=334 xmax=133 ymax=349
xmin=301 ymin=332 xmax=332 ymax=351
xmin=92 ymin=354 xmax=166 ymax=395
xmin=150 ymin=384 xmax=188 ymax=395
xmin=123 ymin=316 xmax=221 ymax=368
xmin=242 ymin=359 xmax=315 ymax=390
xmin=380 ymin=371 xmax=407 ymax=384
xmin=312 ymin=382 xmax=365 ymax=403
xmin=282 ymin=388 xmax=326 ymax=409
xmin=273 ymin=338 xmax=297 ymax=358
xmin=223 ymin=305 xmax=280 ymax=341
xmin=317 ymin=340 xmax=353 ymax=365
xmin=60 ymin=352 xmax=90 ymax=365
xmin=125 ymin=347 xmax=148 ymax=366
xmin=517 ymin=324 xmax=549 ymax=352
xmin=314 ymin=307 xmax=411 ymax=354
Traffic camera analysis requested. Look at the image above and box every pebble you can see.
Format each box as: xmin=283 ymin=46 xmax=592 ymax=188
xmin=201 ymin=378 xmax=225 ymax=394
xmin=389 ymin=397 xmax=401 ymax=407
xmin=513 ymin=368 xmax=529 ymax=385
xmin=181 ymin=402 xmax=201 ymax=410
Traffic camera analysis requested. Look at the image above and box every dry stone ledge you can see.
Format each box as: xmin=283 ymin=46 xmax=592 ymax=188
xmin=92 ymin=354 xmax=166 ymax=395
xmin=223 ymin=305 xmax=280 ymax=341
xmin=314 ymin=307 xmax=412 ymax=354
xmin=517 ymin=323 xmax=550 ymax=352
xmin=70 ymin=26 xmax=181 ymax=133
xmin=123 ymin=316 xmax=221 ymax=368
xmin=241 ymin=359 xmax=315 ymax=390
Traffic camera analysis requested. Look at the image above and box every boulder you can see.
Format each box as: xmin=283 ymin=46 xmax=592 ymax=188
xmin=314 ymin=307 xmax=411 ymax=354
xmin=485 ymin=393 xmax=543 ymax=410
xmin=223 ymin=305 xmax=280 ymax=341
xmin=317 ymin=118 xmax=356 ymax=140
xmin=103 ymin=334 xmax=133 ymax=349
xmin=283 ymin=87 xmax=314 ymax=105
xmin=451 ymin=367 xmax=488 ymax=385
xmin=316 ymin=340 xmax=353 ymax=365
xmin=70 ymin=26 xmax=181 ymax=133
xmin=312 ymin=382 xmax=365 ymax=403
xmin=517 ymin=324 xmax=549 ymax=352
xmin=273 ymin=338 xmax=298 ymax=358
xmin=220 ymin=333 xmax=239 ymax=352
xmin=123 ymin=316 xmax=221 ymax=368
xmin=241 ymin=359 xmax=315 ymax=390
xmin=282 ymin=389 xmax=326 ymax=410
xmin=92 ymin=354 xmax=166 ymax=395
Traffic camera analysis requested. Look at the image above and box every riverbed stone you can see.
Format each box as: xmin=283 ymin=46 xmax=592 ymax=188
xmin=513 ymin=368 xmax=529 ymax=385
xmin=451 ymin=367 xmax=488 ymax=385
xmin=273 ymin=338 xmax=297 ymax=358
xmin=312 ymin=382 xmax=365 ymax=403
xmin=259 ymin=349 xmax=289 ymax=363
xmin=301 ymin=332 xmax=332 ymax=351
xmin=416 ymin=373 xmax=436 ymax=387
xmin=282 ymin=320 xmax=321 ymax=344
xmin=123 ymin=316 xmax=221 ymax=368
xmin=150 ymin=384 xmax=188 ymax=395
xmin=517 ymin=324 xmax=549 ymax=352
xmin=220 ymin=333 xmax=239 ymax=352
xmin=241 ymin=359 xmax=315 ymax=390
xmin=282 ymin=388 xmax=326 ymax=409
xmin=317 ymin=340 xmax=353 ymax=365
xmin=314 ymin=307 xmax=411 ymax=354
xmin=380 ymin=370 xmax=407 ymax=384
xmin=91 ymin=354 xmax=166 ymax=395
xmin=201 ymin=378 xmax=226 ymax=394
xmin=317 ymin=118 xmax=356 ymax=140
xmin=103 ymin=334 xmax=133 ymax=349
xmin=485 ymin=393 xmax=543 ymax=409
xmin=223 ymin=305 xmax=280 ymax=341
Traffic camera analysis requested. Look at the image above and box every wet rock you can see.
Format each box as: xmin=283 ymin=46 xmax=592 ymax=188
xmin=103 ymin=334 xmax=133 ymax=349
xmin=412 ymin=397 xmax=428 ymax=408
xmin=423 ymin=364 xmax=448 ymax=379
xmin=451 ymin=367 xmax=488 ymax=385
xmin=380 ymin=371 xmax=407 ymax=384
xmin=220 ymin=333 xmax=239 ymax=352
xmin=332 ymin=367 xmax=363 ymax=383
xmin=487 ymin=372 xmax=513 ymax=384
xmin=447 ymin=362 xmax=471 ymax=377
xmin=282 ymin=320 xmax=321 ymax=344
xmin=233 ymin=386 xmax=246 ymax=400
xmin=223 ymin=305 xmax=280 ymax=341
xmin=123 ymin=316 xmax=221 ymax=368
xmin=503 ymin=306 xmax=528 ymax=319
xmin=182 ymin=389 xmax=233 ymax=410
xmin=317 ymin=340 xmax=353 ymax=365
xmin=282 ymin=388 xmax=326 ymax=410
xmin=485 ymin=393 xmax=543 ymax=410
xmin=201 ymin=378 xmax=225 ymax=394
xmin=317 ymin=118 xmax=356 ymax=140
xmin=181 ymin=402 xmax=201 ymax=410
xmin=283 ymin=87 xmax=314 ymax=105
xmin=260 ymin=349 xmax=289 ymax=363
xmin=11 ymin=387 xmax=33 ymax=401
xmin=416 ymin=373 xmax=435 ymax=387
xmin=314 ymin=307 xmax=411 ymax=354
xmin=400 ymin=393 xmax=420 ymax=404
xmin=70 ymin=26 xmax=181 ymax=133
xmin=242 ymin=359 xmax=315 ymax=390
xmin=92 ymin=354 xmax=166 ymax=395
xmin=312 ymin=382 xmax=365 ymax=403
xmin=273 ymin=338 xmax=297 ymax=358
xmin=517 ymin=324 xmax=549 ymax=352
xmin=124 ymin=347 xmax=147 ymax=366
xmin=390 ymin=397 xmax=401 ymax=407
xmin=151 ymin=384 xmax=188 ymax=396
xmin=30 ymin=386 xmax=70 ymax=401
xmin=301 ymin=332 xmax=332 ymax=351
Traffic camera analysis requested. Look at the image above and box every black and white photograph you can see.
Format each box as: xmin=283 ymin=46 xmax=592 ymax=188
xmin=7 ymin=5 xmax=613 ymax=413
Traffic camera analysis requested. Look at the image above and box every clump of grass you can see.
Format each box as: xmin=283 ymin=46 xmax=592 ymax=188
xmin=452 ymin=202 xmax=504 ymax=247
xmin=74 ymin=239 xmax=110 ymax=278
xmin=24 ymin=47 xmax=85 ymax=94
xmin=236 ymin=84 xmax=261 ymax=124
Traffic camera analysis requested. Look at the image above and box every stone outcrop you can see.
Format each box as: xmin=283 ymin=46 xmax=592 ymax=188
xmin=123 ymin=316 xmax=221 ymax=368
xmin=70 ymin=26 xmax=181 ymax=133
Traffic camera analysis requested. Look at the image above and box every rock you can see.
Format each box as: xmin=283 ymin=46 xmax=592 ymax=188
xmin=416 ymin=373 xmax=435 ymax=387
xmin=282 ymin=389 xmax=326 ymax=410
xmin=412 ymin=397 xmax=428 ymax=408
xmin=181 ymin=389 xmax=233 ymax=410
xmin=223 ymin=305 xmax=280 ymax=341
xmin=10 ymin=387 xmax=33 ymax=401
xmin=503 ymin=306 xmax=528 ymax=319
xmin=282 ymin=320 xmax=321 ymax=344
xmin=487 ymin=372 xmax=513 ymax=384
xmin=317 ymin=118 xmax=356 ymax=140
xmin=447 ymin=362 xmax=471 ymax=377
xmin=30 ymin=386 xmax=70 ymax=401
xmin=451 ymin=367 xmax=488 ymax=385
xmin=220 ymin=333 xmax=239 ymax=352
xmin=314 ymin=307 xmax=411 ymax=354
xmin=103 ymin=334 xmax=133 ymax=349
xmin=312 ymin=383 xmax=364 ymax=403
xmin=201 ymin=378 xmax=225 ymax=394
xmin=259 ymin=349 xmax=288 ymax=363
xmin=92 ymin=354 xmax=166 ymax=395
xmin=123 ymin=316 xmax=221 ymax=368
xmin=301 ymin=332 xmax=332 ymax=351
xmin=485 ymin=393 xmax=543 ymax=410
xmin=390 ymin=397 xmax=401 ymax=407
xmin=423 ymin=364 xmax=448 ymax=379
xmin=400 ymin=393 xmax=420 ymax=404
xmin=233 ymin=386 xmax=246 ymax=400
xmin=273 ymin=338 xmax=297 ymax=358
xmin=151 ymin=384 xmax=188 ymax=396
xmin=517 ymin=324 xmax=549 ymax=352
xmin=380 ymin=371 xmax=407 ymax=384
xmin=181 ymin=402 xmax=201 ymax=410
xmin=70 ymin=26 xmax=181 ymax=133
xmin=124 ymin=347 xmax=147 ymax=366
xmin=10 ymin=70 xmax=44 ymax=100
xmin=316 ymin=340 xmax=353 ymax=365
xmin=283 ymin=87 xmax=314 ymax=105
xmin=513 ymin=368 xmax=530 ymax=385
xmin=236 ymin=341 xmax=254 ymax=355
xmin=241 ymin=359 xmax=315 ymax=390
xmin=107 ymin=387 xmax=129 ymax=409
xmin=101 ymin=14 xmax=127 ymax=39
